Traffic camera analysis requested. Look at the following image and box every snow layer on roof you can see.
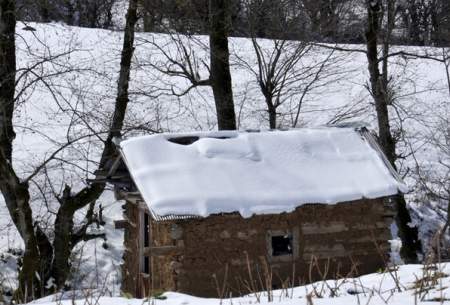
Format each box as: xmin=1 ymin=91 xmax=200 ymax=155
xmin=120 ymin=128 xmax=406 ymax=218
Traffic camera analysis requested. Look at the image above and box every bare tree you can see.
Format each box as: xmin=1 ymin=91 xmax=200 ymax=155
xmin=140 ymin=0 xmax=210 ymax=34
xmin=419 ymin=47 xmax=450 ymax=242
xmin=209 ymin=0 xmax=237 ymax=130
xmin=300 ymin=0 xmax=358 ymax=41
xmin=365 ymin=0 xmax=421 ymax=263
xmin=140 ymin=32 xmax=211 ymax=97
xmin=238 ymin=39 xmax=307 ymax=128
xmin=407 ymin=94 xmax=449 ymax=260
xmin=242 ymin=0 xmax=307 ymax=39
xmin=138 ymin=0 xmax=237 ymax=131
xmin=398 ymin=0 xmax=450 ymax=46
xmin=0 ymin=1 xmax=41 ymax=300
xmin=425 ymin=117 xmax=449 ymax=236
xmin=0 ymin=0 xmax=138 ymax=301
xmin=235 ymin=2 xmax=349 ymax=129
xmin=236 ymin=38 xmax=345 ymax=129
xmin=16 ymin=0 xmax=117 ymax=28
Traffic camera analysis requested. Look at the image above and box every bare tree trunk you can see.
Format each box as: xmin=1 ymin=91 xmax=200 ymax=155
xmin=209 ymin=0 xmax=237 ymax=130
xmin=142 ymin=0 xmax=158 ymax=32
xmin=0 ymin=0 xmax=53 ymax=299
xmin=103 ymin=0 xmax=138 ymax=158
xmin=0 ymin=0 xmax=43 ymax=300
xmin=0 ymin=166 xmax=41 ymax=301
xmin=50 ymin=0 xmax=139 ymax=289
xmin=0 ymin=0 xmax=139 ymax=299
xmin=0 ymin=0 xmax=16 ymax=161
xmin=365 ymin=0 xmax=421 ymax=263
xmin=37 ymin=0 xmax=51 ymax=22
xmin=442 ymin=198 xmax=450 ymax=237
xmin=51 ymin=193 xmax=77 ymax=288
xmin=444 ymin=48 xmax=450 ymax=96
xmin=266 ymin=98 xmax=276 ymax=129
xmin=50 ymin=184 xmax=104 ymax=289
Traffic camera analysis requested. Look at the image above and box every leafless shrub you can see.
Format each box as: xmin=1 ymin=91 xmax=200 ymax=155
xmin=212 ymin=264 xmax=229 ymax=305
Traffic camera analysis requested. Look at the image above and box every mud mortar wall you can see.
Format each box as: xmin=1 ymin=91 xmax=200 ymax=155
xmin=148 ymin=198 xmax=393 ymax=297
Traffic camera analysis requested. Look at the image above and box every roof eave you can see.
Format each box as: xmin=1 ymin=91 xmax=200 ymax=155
xmin=358 ymin=127 xmax=408 ymax=194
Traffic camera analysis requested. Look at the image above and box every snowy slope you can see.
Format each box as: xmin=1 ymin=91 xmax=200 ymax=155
xmin=30 ymin=263 xmax=450 ymax=305
xmin=0 ymin=21 xmax=448 ymax=295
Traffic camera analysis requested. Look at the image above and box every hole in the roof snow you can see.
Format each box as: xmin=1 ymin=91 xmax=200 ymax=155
xmin=167 ymin=136 xmax=200 ymax=145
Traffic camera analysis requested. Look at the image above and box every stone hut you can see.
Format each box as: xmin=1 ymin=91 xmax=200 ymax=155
xmin=103 ymin=127 xmax=405 ymax=298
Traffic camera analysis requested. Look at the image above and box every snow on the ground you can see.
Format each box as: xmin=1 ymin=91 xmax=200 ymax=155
xmin=121 ymin=128 xmax=406 ymax=218
xmin=29 ymin=263 xmax=450 ymax=305
xmin=66 ymin=191 xmax=124 ymax=295
xmin=0 ymin=21 xmax=448 ymax=295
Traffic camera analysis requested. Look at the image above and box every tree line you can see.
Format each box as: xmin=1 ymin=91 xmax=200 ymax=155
xmin=16 ymin=0 xmax=450 ymax=46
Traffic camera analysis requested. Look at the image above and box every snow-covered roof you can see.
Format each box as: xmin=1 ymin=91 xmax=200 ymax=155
xmin=119 ymin=128 xmax=406 ymax=219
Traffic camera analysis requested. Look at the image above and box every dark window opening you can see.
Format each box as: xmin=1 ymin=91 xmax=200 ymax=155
xmin=143 ymin=256 xmax=150 ymax=274
xmin=271 ymin=234 xmax=293 ymax=256
xmin=144 ymin=213 xmax=150 ymax=247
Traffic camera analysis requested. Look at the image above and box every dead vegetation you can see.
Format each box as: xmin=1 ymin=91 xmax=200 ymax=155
xmin=203 ymin=236 xmax=450 ymax=305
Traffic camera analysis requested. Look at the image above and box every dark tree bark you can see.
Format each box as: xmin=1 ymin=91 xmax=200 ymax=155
xmin=50 ymin=0 xmax=138 ymax=289
xmin=0 ymin=0 xmax=43 ymax=300
xmin=0 ymin=0 xmax=16 ymax=161
xmin=64 ymin=0 xmax=75 ymax=26
xmin=301 ymin=0 xmax=344 ymax=40
xmin=365 ymin=0 xmax=421 ymax=263
xmin=267 ymin=98 xmax=277 ymax=129
xmin=405 ymin=0 xmax=423 ymax=45
xmin=37 ymin=0 xmax=51 ymax=22
xmin=209 ymin=0 xmax=237 ymax=130
xmin=0 ymin=0 xmax=138 ymax=300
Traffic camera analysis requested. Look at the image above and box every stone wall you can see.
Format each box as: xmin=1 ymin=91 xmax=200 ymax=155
xmin=126 ymin=197 xmax=394 ymax=297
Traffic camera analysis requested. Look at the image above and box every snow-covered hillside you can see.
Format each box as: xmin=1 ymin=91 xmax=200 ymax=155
xmin=0 ymin=21 xmax=448 ymax=299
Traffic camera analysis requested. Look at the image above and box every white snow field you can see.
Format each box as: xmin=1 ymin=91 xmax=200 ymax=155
xmin=30 ymin=263 xmax=450 ymax=305
xmin=0 ymin=21 xmax=448 ymax=301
